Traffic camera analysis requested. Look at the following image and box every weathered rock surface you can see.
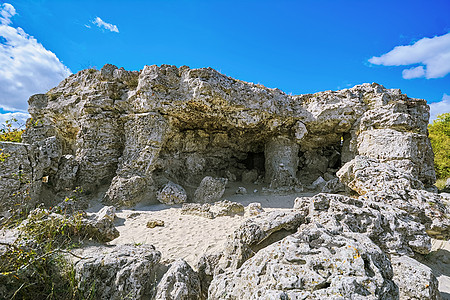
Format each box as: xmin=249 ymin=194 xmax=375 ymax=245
xmin=0 ymin=142 xmax=36 ymax=219
xmin=5 ymin=64 xmax=433 ymax=208
xmin=194 ymin=176 xmax=227 ymax=203
xmin=391 ymin=255 xmax=442 ymax=300
xmin=155 ymin=259 xmax=201 ymax=300
xmin=197 ymin=210 xmax=305 ymax=293
xmin=84 ymin=205 xmax=120 ymax=242
xmin=157 ymin=181 xmax=187 ymax=205
xmin=245 ymin=202 xmax=265 ymax=217
xmin=2 ymin=64 xmax=447 ymax=299
xmin=208 ymin=224 xmax=398 ymax=299
xmin=295 ymin=193 xmax=431 ymax=256
xmin=74 ymin=244 xmax=161 ymax=300
xmin=337 ymin=155 xmax=425 ymax=195
xmin=180 ymin=200 xmax=244 ymax=219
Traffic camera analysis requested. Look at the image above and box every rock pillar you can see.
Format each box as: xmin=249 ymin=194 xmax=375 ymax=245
xmin=264 ymin=136 xmax=299 ymax=189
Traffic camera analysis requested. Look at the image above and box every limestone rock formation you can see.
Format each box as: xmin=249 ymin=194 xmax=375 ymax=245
xmin=180 ymin=200 xmax=244 ymax=219
xmin=197 ymin=210 xmax=305 ymax=290
xmin=74 ymin=244 xmax=161 ymax=300
xmin=337 ymin=155 xmax=425 ymax=195
xmin=294 ymin=193 xmax=431 ymax=256
xmin=208 ymin=224 xmax=398 ymax=299
xmin=3 ymin=64 xmax=433 ymax=209
xmin=157 ymin=181 xmax=187 ymax=205
xmin=194 ymin=176 xmax=228 ymax=203
xmin=155 ymin=259 xmax=202 ymax=300
xmin=391 ymin=255 xmax=442 ymax=300
xmin=1 ymin=63 xmax=448 ymax=299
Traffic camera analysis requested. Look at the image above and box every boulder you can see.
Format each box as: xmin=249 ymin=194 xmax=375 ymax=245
xmin=180 ymin=203 xmax=214 ymax=219
xmin=209 ymin=200 xmax=244 ymax=217
xmin=83 ymin=206 xmax=120 ymax=242
xmin=235 ymin=186 xmax=247 ymax=195
xmin=245 ymin=202 xmax=265 ymax=217
xmin=295 ymin=193 xmax=431 ymax=256
xmin=208 ymin=224 xmax=398 ymax=299
xmin=155 ymin=259 xmax=202 ymax=300
xmin=157 ymin=181 xmax=187 ymax=205
xmin=180 ymin=200 xmax=244 ymax=219
xmin=337 ymin=155 xmax=424 ymax=195
xmin=241 ymin=169 xmax=258 ymax=184
xmin=74 ymin=244 xmax=161 ymax=300
xmin=194 ymin=176 xmax=227 ymax=203
xmin=198 ymin=210 xmax=305 ymax=280
xmin=391 ymin=255 xmax=442 ymax=300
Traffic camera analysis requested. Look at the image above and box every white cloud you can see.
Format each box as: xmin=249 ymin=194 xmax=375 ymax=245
xmin=402 ymin=66 xmax=425 ymax=79
xmin=0 ymin=3 xmax=71 ymax=112
xmin=92 ymin=17 xmax=119 ymax=33
xmin=429 ymin=94 xmax=450 ymax=122
xmin=0 ymin=111 xmax=29 ymax=127
xmin=0 ymin=3 xmax=15 ymax=25
xmin=369 ymin=32 xmax=450 ymax=79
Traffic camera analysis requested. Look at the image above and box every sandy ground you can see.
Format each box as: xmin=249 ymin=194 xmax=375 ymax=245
xmin=418 ymin=239 xmax=450 ymax=300
xmin=1 ymin=181 xmax=449 ymax=298
xmin=105 ymin=182 xmax=310 ymax=267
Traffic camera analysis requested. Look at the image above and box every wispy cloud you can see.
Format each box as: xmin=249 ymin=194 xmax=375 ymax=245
xmin=91 ymin=17 xmax=119 ymax=33
xmin=429 ymin=94 xmax=450 ymax=122
xmin=0 ymin=3 xmax=71 ymax=113
xmin=0 ymin=3 xmax=15 ymax=25
xmin=0 ymin=111 xmax=29 ymax=127
xmin=369 ymin=32 xmax=450 ymax=79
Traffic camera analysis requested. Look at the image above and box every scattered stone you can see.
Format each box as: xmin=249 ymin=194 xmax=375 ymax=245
xmin=147 ymin=219 xmax=165 ymax=228
xmin=321 ymin=177 xmax=346 ymax=193
xmin=157 ymin=181 xmax=188 ymax=205
xmin=83 ymin=206 xmax=120 ymax=242
xmin=308 ymin=176 xmax=326 ymax=190
xmin=155 ymin=259 xmax=202 ymax=300
xmin=245 ymin=202 xmax=264 ymax=217
xmin=391 ymin=255 xmax=442 ymax=300
xmin=194 ymin=176 xmax=227 ymax=203
xmin=127 ymin=212 xmax=141 ymax=219
xmin=241 ymin=169 xmax=258 ymax=183
xmin=209 ymin=200 xmax=244 ymax=217
xmin=181 ymin=201 xmax=244 ymax=219
xmin=235 ymin=186 xmax=247 ymax=195
xmin=225 ymin=170 xmax=236 ymax=182
xmin=181 ymin=203 xmax=214 ymax=219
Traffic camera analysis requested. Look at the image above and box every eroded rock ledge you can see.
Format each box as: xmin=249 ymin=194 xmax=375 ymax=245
xmin=1 ymin=64 xmax=448 ymax=299
xmin=1 ymin=63 xmax=435 ymax=209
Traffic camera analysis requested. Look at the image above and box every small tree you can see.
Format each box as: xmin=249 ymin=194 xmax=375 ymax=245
xmin=428 ymin=113 xmax=450 ymax=179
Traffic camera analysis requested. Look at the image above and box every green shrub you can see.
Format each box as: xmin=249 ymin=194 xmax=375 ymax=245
xmin=0 ymin=118 xmax=24 ymax=142
xmin=428 ymin=113 xmax=450 ymax=179
xmin=0 ymin=209 xmax=91 ymax=299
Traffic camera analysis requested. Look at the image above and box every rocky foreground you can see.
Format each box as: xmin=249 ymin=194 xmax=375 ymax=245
xmin=0 ymin=64 xmax=449 ymax=299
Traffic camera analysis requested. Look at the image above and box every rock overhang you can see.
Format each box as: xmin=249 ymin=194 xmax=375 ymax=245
xmin=4 ymin=63 xmax=434 ymax=207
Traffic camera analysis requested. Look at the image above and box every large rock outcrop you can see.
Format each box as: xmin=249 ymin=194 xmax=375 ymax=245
xmin=208 ymin=224 xmax=398 ymax=299
xmin=1 ymin=63 xmax=449 ymax=299
xmin=2 ymin=63 xmax=433 ymax=208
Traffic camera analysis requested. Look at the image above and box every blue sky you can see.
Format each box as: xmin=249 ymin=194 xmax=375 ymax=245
xmin=1 ymin=0 xmax=450 ymax=125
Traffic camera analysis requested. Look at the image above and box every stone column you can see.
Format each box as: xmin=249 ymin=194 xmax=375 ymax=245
xmin=264 ymin=136 xmax=300 ymax=189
